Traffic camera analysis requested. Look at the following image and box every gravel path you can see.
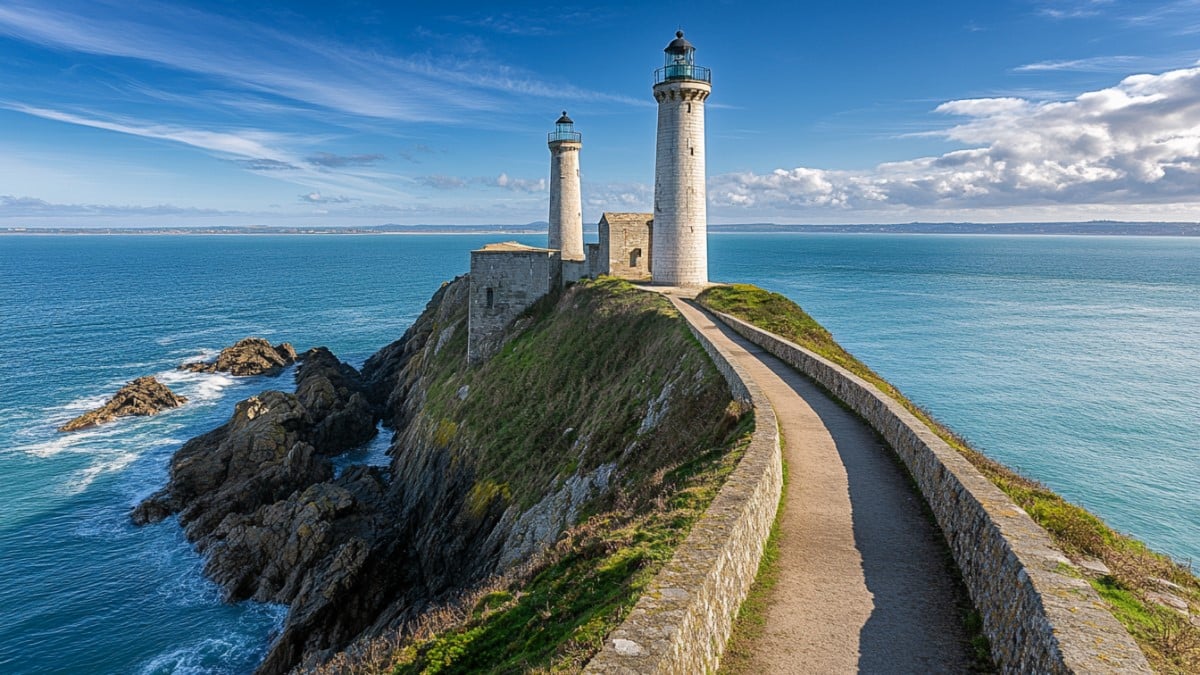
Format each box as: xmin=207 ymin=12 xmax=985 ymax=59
xmin=668 ymin=296 xmax=976 ymax=674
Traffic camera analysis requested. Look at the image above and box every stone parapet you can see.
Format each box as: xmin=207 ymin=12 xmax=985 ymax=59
xmin=711 ymin=311 xmax=1151 ymax=674
xmin=585 ymin=297 xmax=781 ymax=673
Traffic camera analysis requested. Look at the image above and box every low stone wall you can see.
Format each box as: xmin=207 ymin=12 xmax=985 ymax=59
xmin=584 ymin=298 xmax=782 ymax=673
xmin=712 ymin=310 xmax=1151 ymax=674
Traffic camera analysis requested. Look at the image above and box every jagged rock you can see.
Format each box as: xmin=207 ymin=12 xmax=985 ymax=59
xmin=1075 ymin=557 xmax=1111 ymax=577
xmin=58 ymin=376 xmax=186 ymax=432
xmin=134 ymin=275 xmax=728 ymax=675
xmin=131 ymin=349 xmax=377 ymax=531
xmin=181 ymin=337 xmax=297 ymax=376
xmin=1146 ymin=590 xmax=1190 ymax=615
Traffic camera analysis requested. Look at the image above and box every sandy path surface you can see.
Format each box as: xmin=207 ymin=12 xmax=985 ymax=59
xmin=668 ymin=296 xmax=974 ymax=674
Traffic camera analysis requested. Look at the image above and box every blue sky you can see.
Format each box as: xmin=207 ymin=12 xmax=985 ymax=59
xmin=2 ymin=0 xmax=1199 ymax=226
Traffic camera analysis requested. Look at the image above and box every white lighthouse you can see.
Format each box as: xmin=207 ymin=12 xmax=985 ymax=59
xmin=547 ymin=111 xmax=585 ymax=265
xmin=651 ymin=31 xmax=711 ymax=287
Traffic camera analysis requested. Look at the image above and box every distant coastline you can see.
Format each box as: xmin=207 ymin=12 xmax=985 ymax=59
xmin=3 ymin=221 xmax=1199 ymax=236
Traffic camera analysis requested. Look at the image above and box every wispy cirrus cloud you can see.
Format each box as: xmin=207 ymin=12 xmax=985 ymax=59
xmin=1015 ymin=55 xmax=1142 ymax=72
xmin=411 ymin=173 xmax=547 ymax=193
xmin=0 ymin=1 xmax=643 ymax=122
xmin=416 ymin=175 xmax=469 ymax=190
xmin=0 ymin=194 xmax=240 ymax=217
xmin=305 ymin=153 xmax=386 ymax=168
xmin=0 ymin=102 xmax=299 ymax=161
xmin=299 ymin=192 xmax=355 ymax=204
xmin=708 ymin=66 xmax=1200 ymax=216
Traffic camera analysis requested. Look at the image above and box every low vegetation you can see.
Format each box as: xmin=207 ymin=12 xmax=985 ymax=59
xmin=384 ymin=434 xmax=749 ymax=674
xmin=317 ymin=278 xmax=751 ymax=673
xmin=698 ymin=283 xmax=1200 ymax=673
xmin=719 ymin=460 xmax=786 ymax=673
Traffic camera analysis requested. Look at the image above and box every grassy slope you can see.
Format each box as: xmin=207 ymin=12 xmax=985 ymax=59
xmin=698 ymin=283 xmax=1200 ymax=674
xmin=322 ymin=278 xmax=749 ymax=673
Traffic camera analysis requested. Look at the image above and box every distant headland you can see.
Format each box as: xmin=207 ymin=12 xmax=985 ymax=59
xmin=3 ymin=220 xmax=1199 ymax=236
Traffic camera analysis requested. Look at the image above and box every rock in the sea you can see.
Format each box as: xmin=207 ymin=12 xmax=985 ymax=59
xmin=58 ymin=376 xmax=187 ymax=432
xmin=181 ymin=337 xmax=298 ymax=376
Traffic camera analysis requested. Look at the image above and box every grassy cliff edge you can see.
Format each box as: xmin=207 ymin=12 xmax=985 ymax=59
xmin=698 ymin=283 xmax=1200 ymax=673
xmin=318 ymin=278 xmax=751 ymax=673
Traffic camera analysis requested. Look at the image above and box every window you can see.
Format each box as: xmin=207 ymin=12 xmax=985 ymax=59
xmin=630 ymin=248 xmax=642 ymax=268
xmin=486 ymin=287 xmax=494 ymax=308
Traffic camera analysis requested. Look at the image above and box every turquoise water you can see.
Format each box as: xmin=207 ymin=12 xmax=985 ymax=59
xmin=1 ymin=233 xmax=1197 ymax=672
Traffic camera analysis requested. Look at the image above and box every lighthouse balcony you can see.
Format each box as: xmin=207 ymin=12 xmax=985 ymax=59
xmin=548 ymin=130 xmax=582 ymax=143
xmin=654 ymin=64 xmax=711 ymax=84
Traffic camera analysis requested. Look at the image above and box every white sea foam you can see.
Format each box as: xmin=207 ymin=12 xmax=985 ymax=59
xmin=156 ymin=368 xmax=241 ymax=403
xmin=60 ymin=451 xmax=140 ymax=496
xmin=61 ymin=394 xmax=113 ymax=412
xmin=136 ymin=636 xmax=244 ymax=675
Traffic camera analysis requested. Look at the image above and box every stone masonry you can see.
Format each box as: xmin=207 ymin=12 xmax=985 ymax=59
xmin=467 ymin=242 xmax=561 ymax=364
xmin=548 ymin=137 xmax=584 ymax=263
xmin=598 ymin=212 xmax=653 ymax=281
xmin=585 ymin=295 xmax=781 ymax=674
xmin=711 ymin=310 xmax=1152 ymax=674
xmin=651 ymin=78 xmax=710 ymax=287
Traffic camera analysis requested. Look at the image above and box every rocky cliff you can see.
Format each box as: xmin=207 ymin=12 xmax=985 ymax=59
xmin=134 ymin=277 xmax=737 ymax=673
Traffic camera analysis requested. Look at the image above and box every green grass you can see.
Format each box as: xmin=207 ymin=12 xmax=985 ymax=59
xmin=698 ymin=283 xmax=1200 ymax=673
xmin=419 ymin=277 xmax=732 ymax=511
xmin=320 ymin=278 xmax=754 ymax=673
xmin=390 ymin=431 xmax=752 ymax=674
xmin=719 ymin=459 xmax=787 ymax=674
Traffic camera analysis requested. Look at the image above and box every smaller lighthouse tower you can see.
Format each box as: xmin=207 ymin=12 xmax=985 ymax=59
xmin=547 ymin=111 xmax=584 ymax=264
xmin=652 ymin=31 xmax=711 ymax=287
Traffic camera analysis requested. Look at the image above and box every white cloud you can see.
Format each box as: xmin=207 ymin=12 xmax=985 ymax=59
xmin=708 ymin=66 xmax=1200 ymax=217
xmin=0 ymin=1 xmax=643 ymax=123
xmin=0 ymin=103 xmax=296 ymax=161
xmin=491 ymin=173 xmax=547 ymax=193
xmin=300 ymin=192 xmax=355 ymax=204
xmin=0 ymin=194 xmax=236 ymax=217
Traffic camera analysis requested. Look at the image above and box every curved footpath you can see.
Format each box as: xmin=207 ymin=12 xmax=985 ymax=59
xmin=667 ymin=295 xmax=974 ymax=673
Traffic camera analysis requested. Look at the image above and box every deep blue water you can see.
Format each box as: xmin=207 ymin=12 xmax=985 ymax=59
xmin=1 ymin=233 xmax=1197 ymax=673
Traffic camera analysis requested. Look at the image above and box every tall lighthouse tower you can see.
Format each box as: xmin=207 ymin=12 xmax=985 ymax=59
xmin=547 ymin=111 xmax=585 ymax=264
xmin=652 ymin=31 xmax=711 ymax=287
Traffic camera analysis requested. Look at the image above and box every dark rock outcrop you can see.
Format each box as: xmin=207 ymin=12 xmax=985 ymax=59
xmin=132 ymin=346 xmax=376 ymax=530
xmin=181 ymin=337 xmax=298 ymax=376
xmin=132 ymin=274 xmax=724 ymax=674
xmin=58 ymin=376 xmax=187 ymax=432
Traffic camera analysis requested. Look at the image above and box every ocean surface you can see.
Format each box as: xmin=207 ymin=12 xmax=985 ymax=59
xmin=1 ymin=233 xmax=1196 ymax=673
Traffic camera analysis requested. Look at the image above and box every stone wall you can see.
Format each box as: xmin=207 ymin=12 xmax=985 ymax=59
xmin=711 ymin=310 xmax=1152 ymax=674
xmin=585 ymin=243 xmax=602 ymax=279
xmin=467 ymin=244 xmax=560 ymax=364
xmin=585 ymin=296 xmax=781 ymax=674
xmin=598 ymin=212 xmax=653 ymax=281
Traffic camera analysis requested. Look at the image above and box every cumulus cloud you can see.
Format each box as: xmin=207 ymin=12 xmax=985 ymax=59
xmin=491 ymin=172 xmax=546 ymax=193
xmin=709 ymin=66 xmax=1200 ymax=214
xmin=305 ymin=152 xmax=385 ymax=168
xmin=585 ymin=181 xmax=653 ymax=210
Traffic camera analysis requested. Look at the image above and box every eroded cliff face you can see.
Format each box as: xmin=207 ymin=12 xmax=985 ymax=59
xmin=134 ymin=276 xmax=733 ymax=674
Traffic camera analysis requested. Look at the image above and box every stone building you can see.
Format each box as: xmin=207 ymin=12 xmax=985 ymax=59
xmin=467 ymin=242 xmax=561 ymax=364
xmin=466 ymin=31 xmax=713 ymax=362
xmin=598 ymin=212 xmax=653 ymax=281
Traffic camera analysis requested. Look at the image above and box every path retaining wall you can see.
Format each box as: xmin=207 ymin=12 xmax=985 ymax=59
xmin=584 ymin=297 xmax=782 ymax=673
xmin=711 ymin=309 xmax=1150 ymax=674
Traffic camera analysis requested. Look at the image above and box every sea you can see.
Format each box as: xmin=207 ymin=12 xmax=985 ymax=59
xmin=1 ymin=233 xmax=1196 ymax=673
